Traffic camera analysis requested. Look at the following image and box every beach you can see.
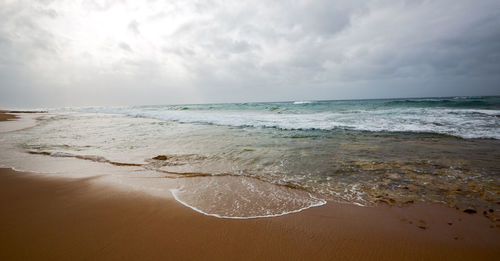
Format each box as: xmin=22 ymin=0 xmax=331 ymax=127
xmin=2 ymin=0 xmax=499 ymax=259
xmin=1 ymin=167 xmax=499 ymax=260
xmin=1 ymin=110 xmax=499 ymax=260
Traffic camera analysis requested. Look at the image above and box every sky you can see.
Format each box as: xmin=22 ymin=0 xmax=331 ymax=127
xmin=1 ymin=0 xmax=499 ymax=108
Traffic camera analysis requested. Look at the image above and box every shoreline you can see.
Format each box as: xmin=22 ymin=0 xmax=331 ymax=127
xmin=0 ymin=110 xmax=19 ymax=121
xmin=0 ymin=110 xmax=46 ymax=133
xmin=1 ymin=111 xmax=499 ymax=260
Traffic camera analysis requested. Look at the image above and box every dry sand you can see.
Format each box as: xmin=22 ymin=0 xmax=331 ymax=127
xmin=1 ymin=111 xmax=499 ymax=260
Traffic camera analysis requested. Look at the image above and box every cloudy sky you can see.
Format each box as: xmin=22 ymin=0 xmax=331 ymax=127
xmin=1 ymin=0 xmax=499 ymax=107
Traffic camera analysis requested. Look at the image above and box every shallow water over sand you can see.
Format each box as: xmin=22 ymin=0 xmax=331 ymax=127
xmin=1 ymin=98 xmax=499 ymax=219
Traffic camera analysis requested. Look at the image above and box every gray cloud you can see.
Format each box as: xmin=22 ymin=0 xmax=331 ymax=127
xmin=118 ymin=42 xmax=132 ymax=52
xmin=128 ymin=20 xmax=139 ymax=35
xmin=0 ymin=0 xmax=499 ymax=108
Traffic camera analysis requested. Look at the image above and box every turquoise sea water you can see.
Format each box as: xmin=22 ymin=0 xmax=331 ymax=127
xmin=81 ymin=96 xmax=500 ymax=139
xmin=1 ymin=96 xmax=499 ymax=218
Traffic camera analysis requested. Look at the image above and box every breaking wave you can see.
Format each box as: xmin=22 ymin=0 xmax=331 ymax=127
xmin=76 ymin=106 xmax=500 ymax=139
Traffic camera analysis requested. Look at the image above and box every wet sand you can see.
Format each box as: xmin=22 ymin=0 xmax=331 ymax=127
xmin=0 ymin=110 xmax=19 ymax=121
xmin=1 ymin=111 xmax=499 ymax=260
xmin=1 ymin=168 xmax=499 ymax=260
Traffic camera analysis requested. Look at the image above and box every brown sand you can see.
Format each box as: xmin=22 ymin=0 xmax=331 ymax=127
xmin=0 ymin=168 xmax=499 ymax=261
xmin=0 ymin=110 xmax=47 ymax=121
xmin=0 ymin=110 xmax=19 ymax=121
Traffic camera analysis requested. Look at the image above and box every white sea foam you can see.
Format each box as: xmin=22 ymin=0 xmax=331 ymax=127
xmin=170 ymin=188 xmax=327 ymax=219
xmin=77 ymin=107 xmax=500 ymax=139
xmin=50 ymin=152 xmax=75 ymax=157
xmin=169 ymin=176 xmax=327 ymax=219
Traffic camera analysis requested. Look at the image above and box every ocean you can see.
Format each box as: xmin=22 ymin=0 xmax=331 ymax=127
xmin=1 ymin=96 xmax=499 ymax=218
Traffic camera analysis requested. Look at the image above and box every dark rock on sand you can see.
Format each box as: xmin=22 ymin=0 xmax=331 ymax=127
xmin=463 ymin=208 xmax=477 ymax=214
xmin=153 ymin=155 xmax=168 ymax=160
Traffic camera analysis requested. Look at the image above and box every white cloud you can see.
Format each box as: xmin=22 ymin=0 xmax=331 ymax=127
xmin=0 ymin=0 xmax=499 ymax=107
